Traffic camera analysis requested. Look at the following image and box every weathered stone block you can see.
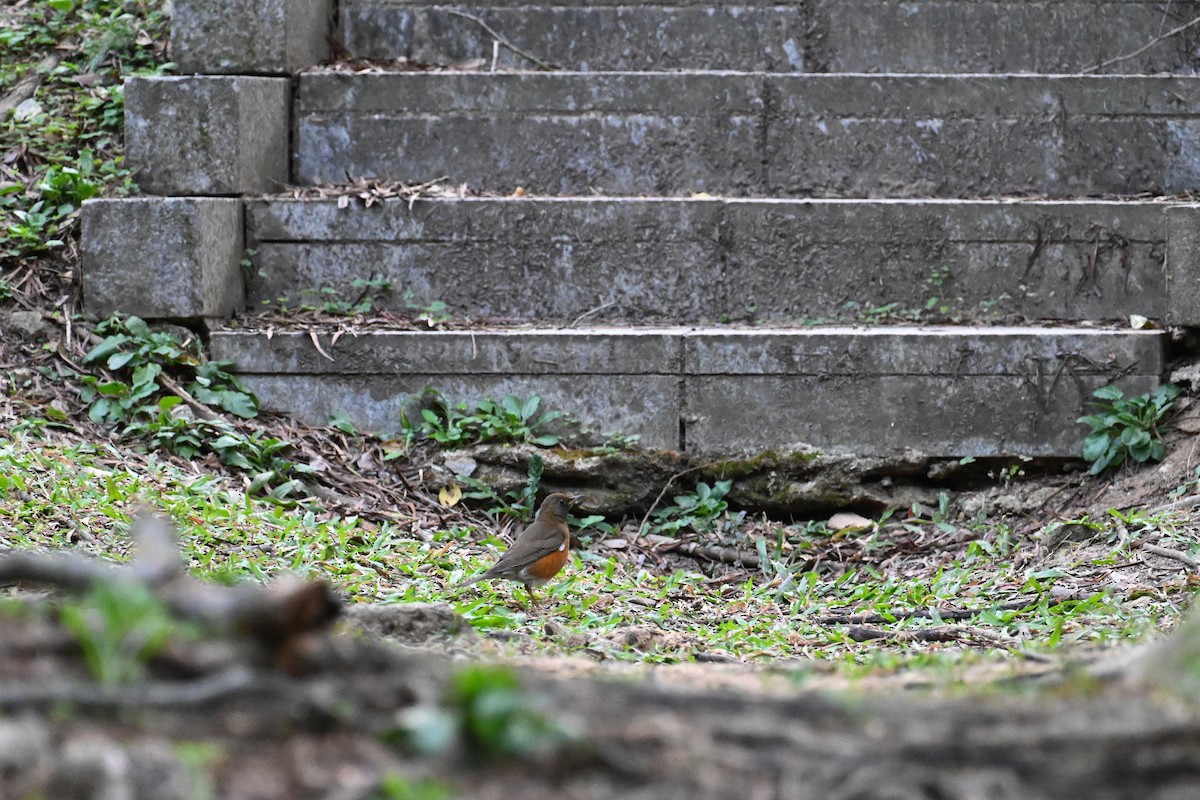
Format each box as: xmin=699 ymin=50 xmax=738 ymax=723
xmin=763 ymin=75 xmax=1200 ymax=198
xmin=81 ymin=198 xmax=245 ymax=320
xmin=209 ymin=327 xmax=1165 ymax=457
xmin=1167 ymin=204 xmax=1200 ymax=326
xmin=813 ymin=0 xmax=1200 ymax=74
xmin=126 ymin=76 xmax=289 ymax=195
xmin=209 ymin=329 xmax=683 ymax=447
xmin=208 ymin=329 xmax=683 ymax=375
xmin=339 ymin=0 xmax=1200 ymax=74
xmin=228 ymin=373 xmax=681 ymax=449
xmin=682 ymin=327 xmax=1165 ymax=456
xmin=684 ymin=373 xmax=1161 ymax=457
xmin=244 ymin=197 xmax=1178 ymax=324
xmin=293 ymin=72 xmax=1200 ymax=198
xmin=246 ymin=197 xmax=727 ymax=321
xmin=172 ymin=0 xmax=331 ymax=74
xmin=294 ymin=72 xmax=762 ymax=193
xmin=341 ymin=1 xmax=807 ymax=71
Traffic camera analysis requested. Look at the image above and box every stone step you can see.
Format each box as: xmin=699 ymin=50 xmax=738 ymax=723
xmin=340 ymin=0 xmax=1200 ymax=74
xmin=295 ymin=72 xmax=1200 ymax=198
xmin=246 ymin=197 xmax=1200 ymax=326
xmin=209 ymin=325 xmax=1164 ymax=457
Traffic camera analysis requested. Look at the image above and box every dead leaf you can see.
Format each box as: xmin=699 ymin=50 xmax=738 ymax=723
xmin=829 ymin=512 xmax=874 ymax=532
xmin=439 ymin=483 xmax=462 ymax=507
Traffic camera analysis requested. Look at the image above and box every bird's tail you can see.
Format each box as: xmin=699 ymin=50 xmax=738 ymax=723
xmin=458 ymin=572 xmax=490 ymax=588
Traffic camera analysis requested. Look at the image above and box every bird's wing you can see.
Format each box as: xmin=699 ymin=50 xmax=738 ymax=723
xmin=489 ymin=524 xmax=567 ymax=573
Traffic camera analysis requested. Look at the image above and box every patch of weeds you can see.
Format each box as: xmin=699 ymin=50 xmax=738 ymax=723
xmin=79 ymin=315 xmax=312 ymax=497
xmin=650 ymin=480 xmax=732 ymax=535
xmin=401 ymin=290 xmax=452 ymax=327
xmin=987 ymin=457 xmax=1033 ymax=488
xmin=448 ymin=664 xmax=576 ymax=760
xmin=587 ymin=431 xmax=642 ymax=455
xmin=402 ymin=390 xmax=567 ymax=449
xmin=392 ymin=665 xmax=576 ymax=763
xmin=81 ymin=315 xmax=257 ymax=422
xmin=296 ymin=277 xmax=394 ymax=315
xmin=1170 ymin=464 xmax=1200 ymax=499
xmin=1 ymin=0 xmax=173 ymax=261
xmin=57 ymin=579 xmax=184 ymax=687
xmin=370 ymin=774 xmax=452 ymax=800
xmin=1078 ymin=383 xmax=1180 ymax=474
xmin=459 ymin=452 xmax=544 ymax=521
xmin=171 ymin=741 xmax=220 ymax=800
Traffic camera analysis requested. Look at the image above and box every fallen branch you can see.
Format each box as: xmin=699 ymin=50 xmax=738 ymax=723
xmin=843 ymin=625 xmax=1015 ymax=646
xmin=672 ymin=541 xmax=760 ymax=569
xmin=446 ymin=9 xmax=559 ymax=71
xmin=0 ymin=512 xmax=341 ymax=673
xmin=1139 ymin=542 xmax=1199 ymax=572
xmin=816 ymin=598 xmax=1039 ymax=626
xmin=0 ymin=55 xmax=59 ymax=116
xmin=0 ymin=666 xmax=265 ymax=710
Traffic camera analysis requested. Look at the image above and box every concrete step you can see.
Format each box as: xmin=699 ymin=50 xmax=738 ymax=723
xmin=209 ymin=325 xmax=1164 ymax=457
xmin=340 ymin=0 xmax=1200 ymax=74
xmin=246 ymin=197 xmax=1200 ymax=326
xmin=295 ymin=72 xmax=1200 ymax=198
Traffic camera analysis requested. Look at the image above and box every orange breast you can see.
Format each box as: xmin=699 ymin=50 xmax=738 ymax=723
xmin=524 ymin=544 xmax=569 ymax=580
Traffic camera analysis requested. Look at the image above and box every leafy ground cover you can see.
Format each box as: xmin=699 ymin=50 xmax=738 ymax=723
xmin=4 ymin=375 xmax=1199 ymax=683
xmin=2 ymin=0 xmax=1199 ymax=693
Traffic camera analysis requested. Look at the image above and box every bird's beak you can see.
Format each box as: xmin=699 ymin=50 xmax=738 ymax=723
xmin=568 ymin=493 xmax=588 ymax=507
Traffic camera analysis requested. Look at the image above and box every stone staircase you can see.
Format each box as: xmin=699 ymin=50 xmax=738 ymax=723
xmin=82 ymin=0 xmax=1200 ymax=457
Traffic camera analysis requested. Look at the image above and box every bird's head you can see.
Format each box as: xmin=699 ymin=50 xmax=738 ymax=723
xmin=538 ymin=493 xmax=586 ymax=522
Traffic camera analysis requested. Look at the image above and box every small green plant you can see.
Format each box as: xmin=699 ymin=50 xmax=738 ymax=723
xmin=298 ymin=277 xmax=394 ymax=315
xmin=1078 ymin=383 xmax=1180 ymax=474
xmin=370 ymin=774 xmax=452 ymax=800
xmin=81 ymin=315 xmax=258 ymax=422
xmin=460 ymin=453 xmax=544 ymax=520
xmin=78 ymin=315 xmax=310 ymax=496
xmin=650 ymin=480 xmax=733 ymax=535
xmin=448 ymin=665 xmax=574 ymax=760
xmin=391 ymin=665 xmax=574 ymax=762
xmin=402 ymin=391 xmax=567 ymax=449
xmin=58 ymin=579 xmax=182 ymax=688
xmin=401 ymin=290 xmax=452 ymax=327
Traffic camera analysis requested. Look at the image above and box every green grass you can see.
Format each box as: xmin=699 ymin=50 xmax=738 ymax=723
xmin=3 ymin=421 xmax=1192 ymax=678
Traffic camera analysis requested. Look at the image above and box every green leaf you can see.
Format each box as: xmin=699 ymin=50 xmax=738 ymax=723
xmin=215 ymin=390 xmax=258 ymax=419
xmin=1093 ymin=385 xmax=1124 ymax=401
xmin=106 ymin=350 xmax=136 ymax=370
xmin=131 ymin=361 xmax=161 ymax=389
xmin=83 ymin=336 xmax=124 ymax=364
xmin=124 ymin=316 xmax=150 ymax=338
xmin=1082 ymin=432 xmax=1111 ymax=462
xmin=88 ymin=398 xmax=112 ymax=423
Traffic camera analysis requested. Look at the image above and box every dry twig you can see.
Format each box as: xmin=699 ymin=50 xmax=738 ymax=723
xmin=445 ymin=9 xmax=559 ymax=71
xmin=1083 ymin=13 xmax=1200 ymax=72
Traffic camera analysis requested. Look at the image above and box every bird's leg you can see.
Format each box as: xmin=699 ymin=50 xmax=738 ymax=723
xmin=524 ymin=582 xmax=539 ymax=607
